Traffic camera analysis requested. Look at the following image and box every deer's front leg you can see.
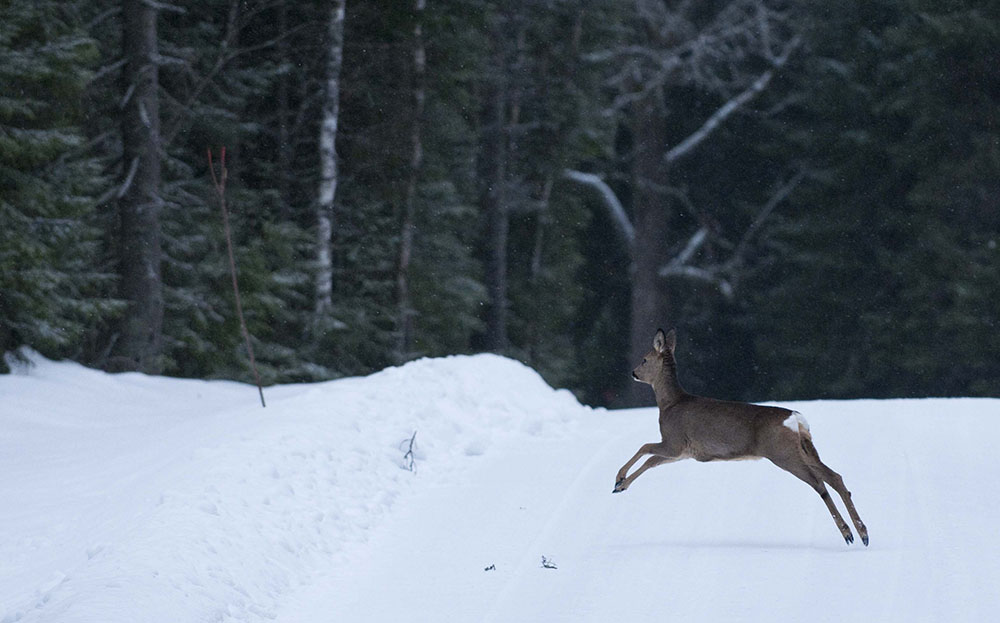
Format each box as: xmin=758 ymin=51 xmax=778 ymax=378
xmin=614 ymin=442 xmax=677 ymax=493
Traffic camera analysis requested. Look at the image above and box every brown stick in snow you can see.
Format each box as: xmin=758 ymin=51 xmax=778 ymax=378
xmin=207 ymin=146 xmax=266 ymax=408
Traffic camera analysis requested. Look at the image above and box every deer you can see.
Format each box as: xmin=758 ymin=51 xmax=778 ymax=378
xmin=614 ymin=328 xmax=868 ymax=546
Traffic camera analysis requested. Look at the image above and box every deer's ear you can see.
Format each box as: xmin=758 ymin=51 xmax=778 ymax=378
xmin=654 ymin=328 xmax=676 ymax=354
xmin=653 ymin=329 xmax=667 ymax=353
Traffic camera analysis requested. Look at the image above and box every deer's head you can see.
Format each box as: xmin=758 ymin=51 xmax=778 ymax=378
xmin=632 ymin=328 xmax=676 ymax=384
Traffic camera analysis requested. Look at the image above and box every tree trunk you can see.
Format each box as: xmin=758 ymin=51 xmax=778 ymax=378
xmin=482 ymin=111 xmax=509 ymax=353
xmin=527 ymin=177 xmax=553 ymax=365
xmin=480 ymin=17 xmax=528 ymax=354
xmin=626 ymin=92 xmax=673 ymax=406
xmin=315 ymin=0 xmax=346 ymax=320
xmin=112 ymin=0 xmax=163 ymax=373
xmin=395 ymin=0 xmax=426 ymax=361
xmin=276 ymin=0 xmax=292 ymax=218
xmin=479 ymin=39 xmax=510 ymax=353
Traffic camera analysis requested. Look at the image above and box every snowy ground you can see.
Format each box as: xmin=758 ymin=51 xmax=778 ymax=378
xmin=2 ymin=353 xmax=999 ymax=622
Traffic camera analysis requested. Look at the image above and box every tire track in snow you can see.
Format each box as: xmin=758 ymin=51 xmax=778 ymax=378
xmin=480 ymin=416 xmax=640 ymax=623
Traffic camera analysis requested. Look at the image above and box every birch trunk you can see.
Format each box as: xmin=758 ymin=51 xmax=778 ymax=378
xmin=315 ymin=0 xmax=346 ymax=319
xmin=395 ymin=0 xmax=426 ymax=360
xmin=112 ymin=0 xmax=163 ymax=373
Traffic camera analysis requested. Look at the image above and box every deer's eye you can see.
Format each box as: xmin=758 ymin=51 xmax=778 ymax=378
xmin=642 ymin=359 xmax=647 ymax=364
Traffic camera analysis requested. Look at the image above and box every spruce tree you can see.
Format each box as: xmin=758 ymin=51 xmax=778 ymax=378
xmin=0 ymin=2 xmax=119 ymax=370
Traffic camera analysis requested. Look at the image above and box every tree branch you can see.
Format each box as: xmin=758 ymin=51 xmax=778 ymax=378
xmin=659 ymin=263 xmax=734 ymax=298
xmin=141 ymin=0 xmax=186 ymax=14
xmin=658 ymin=168 xmax=803 ymax=299
xmin=664 ymin=35 xmax=800 ymax=164
xmin=727 ymin=169 xmax=804 ymax=269
xmin=562 ymin=169 xmax=635 ymax=249
xmin=673 ymin=226 xmax=709 ymax=266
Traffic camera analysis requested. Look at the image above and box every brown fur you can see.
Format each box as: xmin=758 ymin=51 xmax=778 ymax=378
xmin=614 ymin=328 xmax=869 ymax=546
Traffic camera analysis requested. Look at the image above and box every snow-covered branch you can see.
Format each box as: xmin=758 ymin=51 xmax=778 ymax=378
xmin=658 ymin=170 xmax=803 ymax=299
xmin=664 ymin=35 xmax=800 ymax=164
xmin=673 ymin=227 xmax=709 ymax=266
xmin=562 ymin=169 xmax=635 ymax=249
xmin=659 ymin=226 xmax=734 ymax=298
xmin=660 ymin=264 xmax=735 ymax=299
xmin=141 ymin=0 xmax=186 ymax=14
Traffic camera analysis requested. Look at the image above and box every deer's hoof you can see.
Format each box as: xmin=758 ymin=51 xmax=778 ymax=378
xmin=844 ymin=532 xmax=854 ymax=545
xmin=862 ymin=534 xmax=869 ymax=547
xmin=612 ymin=479 xmax=626 ymax=494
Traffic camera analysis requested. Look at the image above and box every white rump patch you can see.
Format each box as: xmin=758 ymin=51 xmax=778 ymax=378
xmin=783 ymin=411 xmax=810 ymax=434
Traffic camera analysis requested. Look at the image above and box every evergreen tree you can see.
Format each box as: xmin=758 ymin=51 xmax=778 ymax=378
xmin=111 ymin=0 xmax=165 ymax=373
xmin=0 ymin=1 xmax=119 ymax=371
xmin=748 ymin=0 xmax=1000 ymax=398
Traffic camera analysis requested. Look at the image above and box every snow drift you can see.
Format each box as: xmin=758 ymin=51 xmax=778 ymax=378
xmin=0 ymin=353 xmax=583 ymax=623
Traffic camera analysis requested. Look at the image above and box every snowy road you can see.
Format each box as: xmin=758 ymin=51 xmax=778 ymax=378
xmin=282 ymin=400 xmax=1000 ymax=623
xmin=3 ymin=355 xmax=999 ymax=622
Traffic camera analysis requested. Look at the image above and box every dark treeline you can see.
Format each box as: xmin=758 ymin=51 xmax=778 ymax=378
xmin=2 ymin=0 xmax=998 ymax=405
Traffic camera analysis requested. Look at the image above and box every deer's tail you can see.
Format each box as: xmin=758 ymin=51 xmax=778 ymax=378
xmin=784 ymin=410 xmax=819 ymax=459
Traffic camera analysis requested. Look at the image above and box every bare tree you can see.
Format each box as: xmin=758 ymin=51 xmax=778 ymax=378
xmin=315 ymin=0 xmax=346 ymax=321
xmin=111 ymin=0 xmax=164 ymax=373
xmin=574 ymin=0 xmax=799 ymax=404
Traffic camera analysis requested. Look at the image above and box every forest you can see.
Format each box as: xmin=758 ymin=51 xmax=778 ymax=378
xmin=2 ymin=0 xmax=998 ymax=406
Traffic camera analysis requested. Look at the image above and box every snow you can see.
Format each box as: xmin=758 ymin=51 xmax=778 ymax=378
xmin=3 ymin=352 xmax=1000 ymax=622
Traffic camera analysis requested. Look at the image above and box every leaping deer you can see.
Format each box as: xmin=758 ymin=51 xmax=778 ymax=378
xmin=614 ymin=328 xmax=868 ymax=546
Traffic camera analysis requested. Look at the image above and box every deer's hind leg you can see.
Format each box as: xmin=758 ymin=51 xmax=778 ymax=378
xmin=614 ymin=441 xmax=683 ymax=493
xmin=800 ymin=437 xmax=869 ymax=546
xmin=765 ymin=446 xmax=856 ymax=545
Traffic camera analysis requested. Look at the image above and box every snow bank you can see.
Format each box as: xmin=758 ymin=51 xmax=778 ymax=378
xmin=0 ymin=353 xmax=587 ymax=623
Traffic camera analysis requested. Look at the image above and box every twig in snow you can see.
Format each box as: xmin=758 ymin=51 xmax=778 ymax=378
xmin=484 ymin=564 xmax=496 ymax=571
xmin=541 ymin=556 xmax=557 ymax=569
xmin=401 ymin=430 xmax=418 ymax=472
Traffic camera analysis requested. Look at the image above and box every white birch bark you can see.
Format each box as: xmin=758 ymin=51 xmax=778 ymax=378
xmin=315 ymin=0 xmax=346 ymax=318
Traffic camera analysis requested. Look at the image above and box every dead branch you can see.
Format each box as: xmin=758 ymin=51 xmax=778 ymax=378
xmin=401 ymin=431 xmax=418 ymax=472
xmin=207 ymin=146 xmax=266 ymax=408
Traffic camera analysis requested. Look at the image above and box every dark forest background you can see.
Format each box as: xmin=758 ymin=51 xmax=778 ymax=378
xmin=2 ymin=0 xmax=998 ymax=406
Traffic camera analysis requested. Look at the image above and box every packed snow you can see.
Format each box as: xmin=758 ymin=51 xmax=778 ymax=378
xmin=2 ymin=352 xmax=999 ymax=622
